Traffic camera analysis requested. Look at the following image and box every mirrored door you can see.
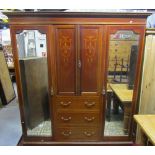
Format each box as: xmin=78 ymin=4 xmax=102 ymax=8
xmin=104 ymin=26 xmax=144 ymax=137
xmin=15 ymin=28 xmax=52 ymax=137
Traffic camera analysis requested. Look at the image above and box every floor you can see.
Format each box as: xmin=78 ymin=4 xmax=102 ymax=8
xmin=27 ymin=120 xmax=51 ymax=136
xmin=104 ymin=109 xmax=126 ymax=136
xmin=104 ymin=95 xmax=126 ymax=136
xmin=0 ymin=83 xmax=22 ymax=146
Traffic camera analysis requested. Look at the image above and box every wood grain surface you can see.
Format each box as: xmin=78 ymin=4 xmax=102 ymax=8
xmin=134 ymin=114 xmax=155 ymax=145
xmin=0 ymin=52 xmax=15 ymax=105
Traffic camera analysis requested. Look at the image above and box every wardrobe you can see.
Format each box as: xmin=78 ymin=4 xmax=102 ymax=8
xmin=6 ymin=11 xmax=149 ymax=145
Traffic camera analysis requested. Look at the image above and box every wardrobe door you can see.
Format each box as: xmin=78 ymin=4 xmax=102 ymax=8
xmin=13 ymin=27 xmax=52 ymax=137
xmin=104 ymin=26 xmax=145 ymax=138
xmin=80 ymin=25 xmax=104 ymax=95
xmin=54 ymin=25 xmax=76 ymax=95
xmin=52 ymin=25 xmax=105 ymax=141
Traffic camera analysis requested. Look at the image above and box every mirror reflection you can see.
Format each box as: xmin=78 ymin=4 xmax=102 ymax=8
xmin=16 ymin=30 xmax=52 ymax=137
xmin=104 ymin=30 xmax=139 ymax=136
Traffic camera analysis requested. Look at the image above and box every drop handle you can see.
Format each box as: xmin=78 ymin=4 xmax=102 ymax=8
xmin=84 ymin=116 xmax=95 ymax=122
xmin=61 ymin=116 xmax=72 ymax=122
xmin=84 ymin=131 xmax=95 ymax=137
xmin=61 ymin=131 xmax=72 ymax=137
xmin=60 ymin=101 xmax=71 ymax=107
xmin=84 ymin=102 xmax=96 ymax=108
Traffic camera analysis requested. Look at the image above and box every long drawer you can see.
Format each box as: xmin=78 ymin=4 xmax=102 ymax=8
xmin=54 ymin=96 xmax=100 ymax=111
xmin=55 ymin=112 xmax=100 ymax=126
xmin=55 ymin=127 xmax=100 ymax=141
xmin=53 ymin=96 xmax=102 ymax=141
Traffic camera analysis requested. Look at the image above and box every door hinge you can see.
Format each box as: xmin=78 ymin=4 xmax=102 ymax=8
xmin=50 ymin=87 xmax=54 ymax=96
xmin=102 ymin=88 xmax=106 ymax=95
xmin=78 ymin=59 xmax=81 ymax=68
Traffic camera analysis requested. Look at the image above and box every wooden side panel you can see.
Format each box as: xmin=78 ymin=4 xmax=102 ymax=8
xmin=80 ymin=26 xmax=102 ymax=93
xmin=55 ymin=26 xmax=76 ymax=95
xmin=136 ymin=31 xmax=155 ymax=144
xmin=139 ymin=33 xmax=155 ymax=114
xmin=0 ymin=52 xmax=15 ymax=105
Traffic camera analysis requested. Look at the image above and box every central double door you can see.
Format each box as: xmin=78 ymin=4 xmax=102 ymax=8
xmin=51 ymin=25 xmax=106 ymax=141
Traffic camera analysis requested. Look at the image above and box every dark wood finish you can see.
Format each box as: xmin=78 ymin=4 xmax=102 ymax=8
xmin=20 ymin=134 xmax=133 ymax=145
xmin=123 ymin=104 xmax=131 ymax=134
xmin=55 ymin=96 xmax=100 ymax=110
xmin=6 ymin=11 xmax=149 ymax=26
xmin=8 ymin=12 xmax=147 ymax=145
xmin=54 ymin=25 xmax=76 ymax=95
xmin=76 ymin=25 xmax=81 ymax=95
xmin=80 ymin=25 xmax=102 ymax=93
xmin=5 ymin=11 xmax=151 ymax=18
xmin=52 ymin=24 xmax=104 ymax=141
xmin=53 ymin=95 xmax=102 ymax=141
xmin=55 ymin=127 xmax=100 ymax=141
xmin=112 ymin=93 xmax=131 ymax=134
xmin=55 ymin=112 xmax=100 ymax=126
xmin=128 ymin=45 xmax=138 ymax=89
xmin=19 ymin=57 xmax=49 ymax=129
xmin=106 ymin=91 xmax=113 ymax=121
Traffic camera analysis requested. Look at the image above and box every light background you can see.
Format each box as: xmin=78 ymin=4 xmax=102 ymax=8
xmin=0 ymin=0 xmax=154 ymax=9
xmin=0 ymin=0 xmax=155 ymax=154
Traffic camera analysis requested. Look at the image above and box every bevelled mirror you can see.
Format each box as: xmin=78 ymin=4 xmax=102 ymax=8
xmin=104 ymin=30 xmax=140 ymax=136
xmin=16 ymin=30 xmax=52 ymax=137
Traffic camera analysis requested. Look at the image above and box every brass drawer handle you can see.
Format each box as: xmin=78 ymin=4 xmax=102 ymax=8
xmin=61 ymin=131 xmax=72 ymax=137
xmin=84 ymin=116 xmax=95 ymax=122
xmin=84 ymin=102 xmax=96 ymax=108
xmin=83 ymin=131 xmax=95 ymax=137
xmin=60 ymin=101 xmax=71 ymax=107
xmin=61 ymin=116 xmax=72 ymax=122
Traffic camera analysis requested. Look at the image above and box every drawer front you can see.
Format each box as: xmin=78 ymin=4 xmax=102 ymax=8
xmin=55 ymin=127 xmax=100 ymax=141
xmin=55 ymin=96 xmax=100 ymax=110
xmin=55 ymin=112 xmax=100 ymax=126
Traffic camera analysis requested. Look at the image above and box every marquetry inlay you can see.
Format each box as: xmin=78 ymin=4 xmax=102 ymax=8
xmin=59 ymin=36 xmax=72 ymax=64
xmin=84 ymin=36 xmax=97 ymax=64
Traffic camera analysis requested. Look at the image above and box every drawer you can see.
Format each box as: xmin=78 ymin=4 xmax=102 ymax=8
xmin=55 ymin=127 xmax=100 ymax=141
xmin=55 ymin=112 xmax=100 ymax=126
xmin=54 ymin=96 xmax=100 ymax=110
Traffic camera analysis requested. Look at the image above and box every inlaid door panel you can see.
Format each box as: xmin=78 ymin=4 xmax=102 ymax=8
xmin=80 ymin=25 xmax=103 ymax=94
xmin=54 ymin=25 xmax=76 ymax=95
